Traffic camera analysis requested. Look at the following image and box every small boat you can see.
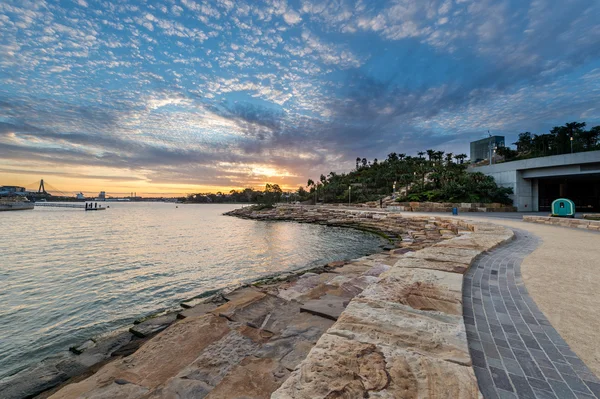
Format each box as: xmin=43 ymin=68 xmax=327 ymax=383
xmin=0 ymin=197 xmax=35 ymax=211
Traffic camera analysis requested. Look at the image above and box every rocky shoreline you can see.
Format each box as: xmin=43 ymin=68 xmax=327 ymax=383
xmin=2 ymin=205 xmax=514 ymax=399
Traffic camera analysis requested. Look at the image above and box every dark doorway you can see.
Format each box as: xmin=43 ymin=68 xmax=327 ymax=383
xmin=538 ymin=174 xmax=600 ymax=212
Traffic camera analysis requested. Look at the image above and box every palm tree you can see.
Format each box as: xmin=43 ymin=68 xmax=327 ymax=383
xmin=417 ymin=151 xmax=425 ymax=159
xmin=426 ymin=149 xmax=435 ymax=161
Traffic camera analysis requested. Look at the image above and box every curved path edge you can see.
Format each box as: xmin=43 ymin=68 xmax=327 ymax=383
xmin=464 ymin=227 xmax=600 ymax=399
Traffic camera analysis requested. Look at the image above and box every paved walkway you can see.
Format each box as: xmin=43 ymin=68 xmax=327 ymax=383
xmin=464 ymin=228 xmax=600 ymax=399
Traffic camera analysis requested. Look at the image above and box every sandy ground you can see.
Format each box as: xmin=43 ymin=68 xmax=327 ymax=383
xmin=415 ymin=213 xmax=600 ymax=376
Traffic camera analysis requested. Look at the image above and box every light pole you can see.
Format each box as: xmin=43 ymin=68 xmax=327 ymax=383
xmin=393 ymin=181 xmax=396 ymax=198
xmin=348 ymin=185 xmax=351 ymax=205
xmin=570 ymin=135 xmax=574 ymax=154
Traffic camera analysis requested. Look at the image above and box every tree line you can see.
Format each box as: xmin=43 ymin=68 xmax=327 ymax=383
xmin=498 ymin=121 xmax=600 ymax=161
xmin=300 ymin=150 xmax=512 ymax=205
xmin=185 ymin=184 xmax=290 ymax=206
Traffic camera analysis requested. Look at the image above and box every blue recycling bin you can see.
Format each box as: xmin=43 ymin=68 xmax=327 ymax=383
xmin=551 ymin=198 xmax=575 ymax=218
xmin=452 ymin=207 xmax=458 ymax=215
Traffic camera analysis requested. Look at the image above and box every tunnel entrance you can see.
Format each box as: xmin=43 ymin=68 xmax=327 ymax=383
xmin=537 ymin=174 xmax=600 ymax=212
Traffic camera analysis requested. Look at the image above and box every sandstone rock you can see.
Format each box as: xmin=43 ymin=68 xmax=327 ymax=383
xmin=330 ymin=299 xmax=470 ymax=365
xmin=49 ymin=315 xmax=231 ymax=398
xmin=363 ymin=263 xmax=391 ymax=276
xmin=275 ymin=273 xmax=338 ymax=301
xmin=361 ymin=268 xmax=463 ymax=315
xmin=129 ymin=313 xmax=179 ymax=338
xmin=300 ymin=294 xmax=348 ymax=321
xmin=225 ymin=294 xmax=302 ymax=334
xmin=273 ymin=334 xmax=479 ymax=399
xmin=254 ymin=312 xmax=334 ymax=370
xmin=204 ymin=357 xmax=289 ymax=399
xmin=70 ymin=339 xmax=96 ymax=355
xmin=213 ymin=288 xmax=266 ymax=319
xmin=272 ymin=334 xmax=388 ymax=399
xmin=178 ymin=302 xmax=220 ymax=319
xmin=149 ymin=327 xmax=263 ymax=397
xmin=329 ymin=262 xmax=372 ymax=275
xmin=404 ymin=246 xmax=481 ymax=266
xmin=394 ymin=256 xmax=471 ymax=274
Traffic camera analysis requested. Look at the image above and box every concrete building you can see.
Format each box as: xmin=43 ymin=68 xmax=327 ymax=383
xmin=472 ymin=150 xmax=600 ymax=211
xmin=470 ymin=136 xmax=505 ymax=162
xmin=0 ymin=186 xmax=27 ymax=196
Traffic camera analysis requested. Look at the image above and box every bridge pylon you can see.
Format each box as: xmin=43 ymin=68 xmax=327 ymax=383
xmin=38 ymin=179 xmax=46 ymax=194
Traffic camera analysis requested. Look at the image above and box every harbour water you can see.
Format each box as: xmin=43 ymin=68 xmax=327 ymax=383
xmin=0 ymin=203 xmax=383 ymax=380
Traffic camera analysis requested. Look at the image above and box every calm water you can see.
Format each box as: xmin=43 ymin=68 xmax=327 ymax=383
xmin=0 ymin=203 xmax=383 ymax=379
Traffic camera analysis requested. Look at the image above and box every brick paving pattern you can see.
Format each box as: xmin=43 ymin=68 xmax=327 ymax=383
xmin=464 ymin=228 xmax=600 ymax=399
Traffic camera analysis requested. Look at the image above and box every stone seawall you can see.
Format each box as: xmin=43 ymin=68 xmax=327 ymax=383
xmin=320 ymin=201 xmax=516 ymax=212
xmin=523 ymin=215 xmax=600 ymax=231
xmin=231 ymin=205 xmax=515 ymax=398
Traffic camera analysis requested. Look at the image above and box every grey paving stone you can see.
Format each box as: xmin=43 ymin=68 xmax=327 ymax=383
xmin=532 ymin=389 xmax=558 ymax=399
xmin=547 ymin=379 xmax=577 ymax=399
xmin=520 ymin=334 xmax=542 ymax=350
xmin=565 ymin=356 xmax=592 ymax=372
xmin=555 ymin=361 xmax=577 ymax=376
xmin=475 ymin=366 xmax=500 ymax=399
xmin=498 ymin=346 xmax=516 ymax=359
xmin=471 ymin=348 xmax=487 ymax=368
xmin=539 ymin=367 xmax=563 ymax=381
xmin=584 ymin=381 xmax=600 ymax=397
xmin=491 ymin=366 xmax=515 ymax=392
xmin=503 ymin=357 xmax=526 ymax=377
xmin=529 ymin=348 xmax=555 ymax=369
xmin=527 ymin=377 xmax=552 ymax=392
xmin=463 ymin=229 xmax=600 ymax=399
xmin=509 ymin=373 xmax=537 ymax=399
xmin=498 ymin=389 xmax=518 ymax=399
xmin=562 ymin=373 xmax=593 ymax=395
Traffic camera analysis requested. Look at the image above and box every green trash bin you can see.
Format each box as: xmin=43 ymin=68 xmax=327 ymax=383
xmin=551 ymin=198 xmax=575 ymax=218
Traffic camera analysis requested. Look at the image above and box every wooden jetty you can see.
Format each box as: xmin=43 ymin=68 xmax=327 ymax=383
xmin=34 ymin=203 xmax=106 ymax=211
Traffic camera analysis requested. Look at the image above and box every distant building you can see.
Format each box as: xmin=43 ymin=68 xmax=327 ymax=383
xmin=0 ymin=186 xmax=27 ymax=196
xmin=97 ymin=191 xmax=106 ymax=200
xmin=470 ymin=136 xmax=505 ymax=162
xmin=76 ymin=192 xmax=85 ymax=200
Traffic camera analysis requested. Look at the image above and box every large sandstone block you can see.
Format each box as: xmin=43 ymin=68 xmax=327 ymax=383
xmin=330 ymin=300 xmax=470 ymax=365
xmin=49 ymin=315 xmax=231 ymax=399
xmin=404 ymin=246 xmax=481 ymax=266
xmin=146 ymin=326 xmax=264 ymax=398
xmin=394 ymin=256 xmax=471 ymax=274
xmin=272 ymin=333 xmax=479 ymax=399
xmin=364 ymin=268 xmax=463 ymax=315
xmin=213 ymin=288 xmax=267 ymax=319
xmin=204 ymin=357 xmax=289 ymax=399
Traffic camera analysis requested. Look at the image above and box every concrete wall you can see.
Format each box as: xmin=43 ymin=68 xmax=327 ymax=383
xmin=471 ymin=150 xmax=600 ymax=211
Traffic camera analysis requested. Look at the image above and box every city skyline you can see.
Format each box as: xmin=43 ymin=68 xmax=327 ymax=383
xmin=1 ymin=0 xmax=599 ymax=196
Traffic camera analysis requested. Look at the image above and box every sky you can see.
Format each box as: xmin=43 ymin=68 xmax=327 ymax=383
xmin=1 ymin=0 xmax=599 ymax=197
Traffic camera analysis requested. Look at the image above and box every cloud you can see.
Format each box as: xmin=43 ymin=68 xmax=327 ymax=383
xmin=0 ymin=0 xmax=599 ymax=194
xmin=283 ymin=9 xmax=302 ymax=25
